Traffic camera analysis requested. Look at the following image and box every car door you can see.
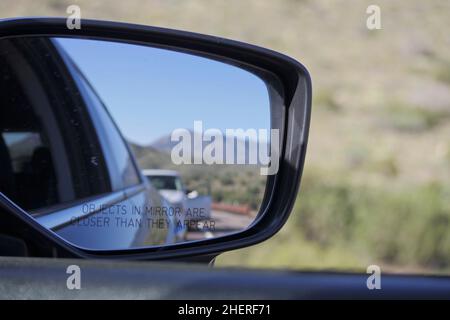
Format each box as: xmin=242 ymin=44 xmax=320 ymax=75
xmin=54 ymin=45 xmax=174 ymax=249
xmin=0 ymin=36 xmax=174 ymax=251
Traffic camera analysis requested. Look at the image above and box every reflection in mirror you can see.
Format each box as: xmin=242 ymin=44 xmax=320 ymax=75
xmin=0 ymin=36 xmax=276 ymax=250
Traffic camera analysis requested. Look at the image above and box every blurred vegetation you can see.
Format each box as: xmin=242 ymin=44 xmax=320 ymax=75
xmin=219 ymin=168 xmax=450 ymax=273
xmin=383 ymin=100 xmax=450 ymax=133
xmin=3 ymin=0 xmax=449 ymax=274
xmin=298 ymin=170 xmax=450 ymax=269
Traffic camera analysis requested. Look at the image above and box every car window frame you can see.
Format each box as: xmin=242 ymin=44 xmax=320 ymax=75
xmin=1 ymin=37 xmax=115 ymax=215
xmin=53 ymin=39 xmax=143 ymax=192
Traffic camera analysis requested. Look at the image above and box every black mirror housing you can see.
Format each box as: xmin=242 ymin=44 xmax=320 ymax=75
xmin=0 ymin=17 xmax=311 ymax=261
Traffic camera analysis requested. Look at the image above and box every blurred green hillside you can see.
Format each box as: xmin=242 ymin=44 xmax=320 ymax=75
xmin=2 ymin=0 xmax=449 ymax=273
xmin=129 ymin=143 xmax=266 ymax=211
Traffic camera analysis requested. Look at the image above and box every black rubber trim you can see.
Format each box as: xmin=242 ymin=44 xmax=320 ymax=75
xmin=1 ymin=257 xmax=449 ymax=299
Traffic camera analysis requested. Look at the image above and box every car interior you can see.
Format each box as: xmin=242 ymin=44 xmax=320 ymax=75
xmin=0 ymin=18 xmax=449 ymax=300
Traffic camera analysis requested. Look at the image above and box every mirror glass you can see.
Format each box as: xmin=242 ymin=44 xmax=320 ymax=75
xmin=0 ymin=36 xmax=278 ymax=250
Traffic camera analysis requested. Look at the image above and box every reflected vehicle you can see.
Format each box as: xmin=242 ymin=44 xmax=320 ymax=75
xmin=143 ymin=169 xmax=188 ymax=240
xmin=143 ymin=169 xmax=186 ymax=206
xmin=143 ymin=169 xmax=212 ymax=225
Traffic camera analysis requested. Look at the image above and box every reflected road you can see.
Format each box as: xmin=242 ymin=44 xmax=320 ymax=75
xmin=185 ymin=210 xmax=255 ymax=241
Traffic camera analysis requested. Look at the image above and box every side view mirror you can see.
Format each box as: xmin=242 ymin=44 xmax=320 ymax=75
xmin=0 ymin=18 xmax=311 ymax=260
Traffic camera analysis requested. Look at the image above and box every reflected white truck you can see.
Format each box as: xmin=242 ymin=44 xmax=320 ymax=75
xmin=142 ymin=170 xmax=212 ymax=233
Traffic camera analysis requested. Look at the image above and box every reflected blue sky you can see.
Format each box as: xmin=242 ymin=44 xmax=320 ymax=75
xmin=56 ymin=38 xmax=270 ymax=145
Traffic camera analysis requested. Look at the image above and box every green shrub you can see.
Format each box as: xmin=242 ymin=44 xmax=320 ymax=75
xmin=432 ymin=59 xmax=450 ymax=85
xmin=313 ymin=89 xmax=341 ymax=112
xmin=383 ymin=101 xmax=450 ymax=132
